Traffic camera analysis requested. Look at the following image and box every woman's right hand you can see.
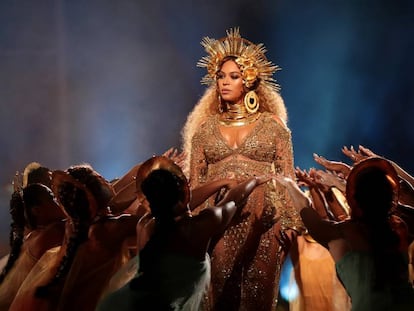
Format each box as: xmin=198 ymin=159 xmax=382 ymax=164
xmin=162 ymin=147 xmax=186 ymax=169
xmin=215 ymin=175 xmax=272 ymax=210
xmin=309 ymin=168 xmax=346 ymax=193
xmin=341 ymin=145 xmax=368 ymax=163
xmin=274 ymin=176 xmax=311 ymax=212
xmin=220 ymin=178 xmax=239 ymax=190
xmin=313 ymin=153 xmax=351 ymax=178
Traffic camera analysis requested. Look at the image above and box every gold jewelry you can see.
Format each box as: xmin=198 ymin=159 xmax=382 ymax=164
xmin=218 ymin=95 xmax=224 ymax=113
xmin=198 ymin=28 xmax=280 ymax=92
xmin=218 ymin=102 xmax=260 ymax=126
xmin=244 ymin=90 xmax=259 ymax=114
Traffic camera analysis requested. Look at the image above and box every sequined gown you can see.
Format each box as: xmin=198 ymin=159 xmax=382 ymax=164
xmin=189 ymin=112 xmax=302 ymax=310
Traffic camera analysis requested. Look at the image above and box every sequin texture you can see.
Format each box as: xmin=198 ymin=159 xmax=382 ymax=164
xmin=189 ymin=112 xmax=303 ymax=310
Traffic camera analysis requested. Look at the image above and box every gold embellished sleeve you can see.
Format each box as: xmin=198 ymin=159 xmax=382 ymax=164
xmin=189 ymin=126 xmax=208 ymax=189
xmin=272 ymin=123 xmax=304 ymax=231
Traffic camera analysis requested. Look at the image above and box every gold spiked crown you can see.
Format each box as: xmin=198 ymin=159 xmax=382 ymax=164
xmin=198 ymin=27 xmax=280 ymax=90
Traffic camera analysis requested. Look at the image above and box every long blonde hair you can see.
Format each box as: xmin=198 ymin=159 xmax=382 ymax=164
xmin=181 ymin=83 xmax=288 ymax=176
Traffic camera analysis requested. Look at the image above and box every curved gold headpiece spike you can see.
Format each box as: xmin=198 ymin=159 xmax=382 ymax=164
xmin=198 ymin=27 xmax=281 ymax=91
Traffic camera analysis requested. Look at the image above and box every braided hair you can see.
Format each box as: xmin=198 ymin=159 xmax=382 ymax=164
xmin=0 ymin=190 xmax=25 ymax=284
xmin=141 ymin=169 xmax=186 ymax=224
xmin=130 ymin=169 xmax=185 ymax=292
xmin=35 ymin=167 xmax=99 ymax=298
xmin=349 ymin=164 xmax=404 ymax=290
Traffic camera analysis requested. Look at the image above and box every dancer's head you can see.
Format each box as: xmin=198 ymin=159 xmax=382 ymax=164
xmin=23 ymin=162 xmax=52 ymax=188
xmin=66 ymin=164 xmax=114 ymax=213
xmin=136 ymin=156 xmax=190 ymax=222
xmin=346 ymin=157 xmax=399 ymax=222
xmin=23 ymin=183 xmax=65 ymax=229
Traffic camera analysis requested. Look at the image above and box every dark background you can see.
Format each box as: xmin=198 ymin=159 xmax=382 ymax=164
xmin=1 ymin=0 xmax=413 ymax=263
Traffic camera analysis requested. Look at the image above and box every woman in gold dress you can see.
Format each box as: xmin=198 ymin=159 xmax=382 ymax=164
xmin=181 ymin=28 xmax=303 ymax=310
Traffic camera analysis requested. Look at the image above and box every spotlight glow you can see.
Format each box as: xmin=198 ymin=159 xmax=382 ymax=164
xmin=279 ymin=254 xmax=299 ymax=302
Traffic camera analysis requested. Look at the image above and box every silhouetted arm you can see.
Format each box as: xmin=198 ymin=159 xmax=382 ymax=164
xmin=190 ymin=178 xmax=237 ymax=210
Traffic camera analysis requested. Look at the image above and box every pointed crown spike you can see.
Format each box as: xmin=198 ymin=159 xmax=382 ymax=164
xmin=198 ymin=27 xmax=281 ymax=91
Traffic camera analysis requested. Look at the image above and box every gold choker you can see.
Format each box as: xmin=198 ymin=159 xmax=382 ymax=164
xmin=219 ymin=103 xmax=260 ymax=126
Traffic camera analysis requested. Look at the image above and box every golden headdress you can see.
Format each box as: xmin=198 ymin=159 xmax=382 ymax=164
xmin=198 ymin=27 xmax=280 ymax=91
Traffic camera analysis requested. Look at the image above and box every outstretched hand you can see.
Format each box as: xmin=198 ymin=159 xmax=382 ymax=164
xmin=313 ymin=153 xmax=351 ymax=178
xmin=274 ymin=175 xmax=347 ymax=248
xmin=341 ymin=145 xmax=371 ymax=164
xmin=162 ymin=147 xmax=186 ymax=170
xmin=358 ymin=145 xmax=377 ymax=158
xmin=309 ymin=168 xmax=346 ymax=193
xmin=295 ymin=167 xmax=315 ymax=188
xmin=218 ymin=175 xmax=272 ymax=207
xmin=274 ymin=176 xmax=311 ymax=212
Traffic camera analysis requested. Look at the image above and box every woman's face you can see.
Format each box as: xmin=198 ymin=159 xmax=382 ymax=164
xmin=217 ymin=60 xmax=245 ymax=105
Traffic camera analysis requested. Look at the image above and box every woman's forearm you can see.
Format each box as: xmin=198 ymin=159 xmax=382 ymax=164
xmin=190 ymin=178 xmax=235 ymax=210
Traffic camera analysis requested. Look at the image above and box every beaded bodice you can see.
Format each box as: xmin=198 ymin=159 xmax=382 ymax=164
xmin=188 ymin=111 xmax=303 ymax=310
xmin=204 ymin=113 xmax=284 ymax=164
xmin=189 ymin=112 xmax=302 ymax=230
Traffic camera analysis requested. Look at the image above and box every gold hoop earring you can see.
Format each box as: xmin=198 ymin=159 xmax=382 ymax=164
xmin=244 ymin=91 xmax=259 ymax=114
xmin=218 ymin=95 xmax=224 ymax=113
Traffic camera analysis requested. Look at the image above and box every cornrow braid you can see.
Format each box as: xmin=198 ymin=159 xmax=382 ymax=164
xmin=66 ymin=165 xmax=113 ymax=209
xmin=35 ymin=218 xmax=89 ymax=297
xmin=0 ymin=190 xmax=25 ymax=284
xmin=35 ymin=181 xmax=92 ymax=298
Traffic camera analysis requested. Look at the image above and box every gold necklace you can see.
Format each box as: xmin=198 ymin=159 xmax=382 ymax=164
xmin=219 ymin=103 xmax=260 ymax=126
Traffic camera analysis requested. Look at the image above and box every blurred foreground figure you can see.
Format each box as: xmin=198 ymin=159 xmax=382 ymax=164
xmin=97 ymin=156 xmax=270 ymax=311
xmin=279 ymin=157 xmax=414 ymax=311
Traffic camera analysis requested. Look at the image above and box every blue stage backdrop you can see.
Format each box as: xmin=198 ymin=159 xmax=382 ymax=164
xmin=1 ymin=1 xmax=413 ymax=299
